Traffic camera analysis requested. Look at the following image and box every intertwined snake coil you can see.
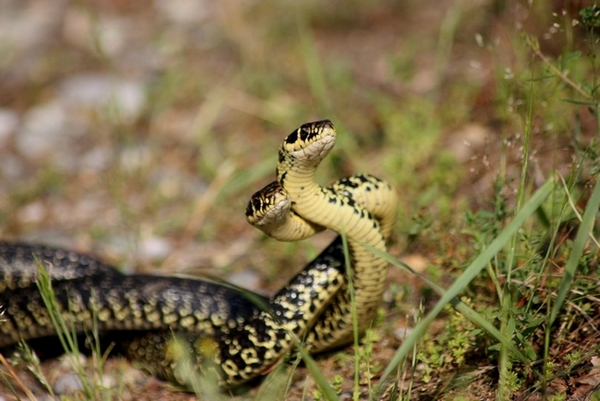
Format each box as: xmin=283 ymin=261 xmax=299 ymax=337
xmin=0 ymin=120 xmax=397 ymax=388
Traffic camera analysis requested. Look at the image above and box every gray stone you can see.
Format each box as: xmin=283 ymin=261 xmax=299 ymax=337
xmin=0 ymin=108 xmax=19 ymax=145
xmin=16 ymin=101 xmax=68 ymax=159
xmin=53 ymin=372 xmax=83 ymax=395
xmin=59 ymin=73 xmax=146 ymax=122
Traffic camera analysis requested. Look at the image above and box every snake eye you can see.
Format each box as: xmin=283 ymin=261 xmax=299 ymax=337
xmin=285 ymin=120 xmax=335 ymax=145
xmin=299 ymin=127 xmax=312 ymax=142
xmin=312 ymin=119 xmax=334 ymax=133
xmin=245 ymin=196 xmax=261 ymax=217
xmin=285 ymin=129 xmax=299 ymax=144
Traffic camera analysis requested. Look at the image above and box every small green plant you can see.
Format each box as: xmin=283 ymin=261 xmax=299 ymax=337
xmin=549 ymin=394 xmax=567 ymax=401
xmin=415 ymin=302 xmax=483 ymax=383
xmin=580 ymin=5 xmax=600 ymax=31
xmin=33 ymin=259 xmax=119 ymax=400
xmin=15 ymin=342 xmax=55 ymax=395
xmin=331 ymin=374 xmax=343 ymax=395
xmin=563 ymin=349 xmax=582 ymax=365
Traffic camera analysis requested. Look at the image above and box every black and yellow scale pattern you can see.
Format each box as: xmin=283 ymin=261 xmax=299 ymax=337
xmin=0 ymin=120 xmax=397 ymax=388
xmin=0 ymin=239 xmax=346 ymax=386
xmin=276 ymin=120 xmax=397 ymax=351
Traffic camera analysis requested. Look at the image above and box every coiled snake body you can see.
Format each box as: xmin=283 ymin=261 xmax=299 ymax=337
xmin=0 ymin=120 xmax=397 ymax=388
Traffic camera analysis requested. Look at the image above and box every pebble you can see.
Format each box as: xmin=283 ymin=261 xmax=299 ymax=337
xmin=81 ymin=146 xmax=112 ymax=171
xmin=17 ymin=201 xmax=47 ymax=224
xmin=58 ymin=353 xmax=88 ymax=369
xmin=59 ymin=73 xmax=146 ymax=122
xmin=94 ymin=17 xmax=127 ymax=56
xmin=119 ymin=145 xmax=153 ymax=172
xmin=155 ymin=0 xmax=211 ymax=25
xmin=394 ymin=325 xmax=413 ymax=341
xmin=16 ymin=101 xmax=68 ymax=160
xmin=399 ymin=254 xmax=429 ymax=273
xmin=448 ymin=123 xmax=490 ymax=163
xmin=0 ymin=108 xmax=18 ymax=145
xmin=151 ymin=168 xmax=208 ymax=198
xmin=227 ymin=270 xmax=262 ymax=292
xmin=99 ymin=374 xmax=116 ymax=389
xmin=0 ymin=154 xmax=24 ymax=180
xmin=0 ymin=0 xmax=66 ymax=52
xmin=53 ymin=372 xmax=84 ymax=395
xmin=138 ymin=236 xmax=173 ymax=261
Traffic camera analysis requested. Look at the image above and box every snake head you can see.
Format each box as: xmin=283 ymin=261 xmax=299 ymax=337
xmin=245 ymin=181 xmax=291 ymax=228
xmin=279 ymin=120 xmax=337 ymax=167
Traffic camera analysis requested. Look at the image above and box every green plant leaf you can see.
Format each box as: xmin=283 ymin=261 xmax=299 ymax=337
xmin=375 ymin=175 xmax=556 ymax=391
xmin=549 ymin=175 xmax=600 ymax=325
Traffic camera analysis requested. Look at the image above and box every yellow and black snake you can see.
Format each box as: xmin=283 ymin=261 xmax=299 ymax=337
xmin=0 ymin=120 xmax=397 ymax=388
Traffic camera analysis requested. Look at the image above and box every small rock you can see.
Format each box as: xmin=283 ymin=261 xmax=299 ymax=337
xmin=53 ymin=372 xmax=83 ymax=395
xmin=59 ymin=73 xmax=146 ymax=122
xmin=119 ymin=145 xmax=152 ymax=172
xmin=155 ymin=0 xmax=211 ymax=25
xmin=58 ymin=353 xmax=88 ymax=370
xmin=138 ymin=236 xmax=172 ymax=261
xmin=394 ymin=325 xmax=413 ymax=341
xmin=151 ymin=168 xmax=208 ymax=199
xmin=227 ymin=270 xmax=261 ymax=291
xmin=81 ymin=146 xmax=112 ymax=171
xmin=447 ymin=123 xmax=490 ymax=163
xmin=0 ymin=155 xmax=25 ymax=180
xmin=99 ymin=373 xmax=116 ymax=389
xmin=17 ymin=201 xmax=47 ymax=224
xmin=95 ymin=17 xmax=127 ymax=56
xmin=0 ymin=108 xmax=19 ymax=145
xmin=0 ymin=0 xmax=66 ymax=51
xmin=16 ymin=101 xmax=68 ymax=159
xmin=399 ymin=254 xmax=429 ymax=273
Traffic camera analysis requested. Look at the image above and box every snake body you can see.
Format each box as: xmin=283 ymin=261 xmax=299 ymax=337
xmin=0 ymin=239 xmax=346 ymax=386
xmin=0 ymin=120 xmax=396 ymax=388
xmin=276 ymin=120 xmax=396 ymax=349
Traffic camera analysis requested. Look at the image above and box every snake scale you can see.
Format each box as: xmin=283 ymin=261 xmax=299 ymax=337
xmin=0 ymin=120 xmax=397 ymax=388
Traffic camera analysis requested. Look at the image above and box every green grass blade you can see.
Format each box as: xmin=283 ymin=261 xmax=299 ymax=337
xmin=34 ymin=258 xmax=96 ymax=398
xmin=365 ymin=245 xmax=531 ymax=364
xmin=295 ymin=343 xmax=339 ymax=401
xmin=16 ymin=342 xmax=55 ymax=396
xmin=341 ymin=232 xmax=361 ymax=399
xmin=375 ymin=175 xmax=556 ymax=389
xmin=296 ymin=13 xmax=331 ymax=115
xmin=549 ymin=175 xmax=600 ymax=325
xmin=216 ymin=156 xmax=276 ymax=201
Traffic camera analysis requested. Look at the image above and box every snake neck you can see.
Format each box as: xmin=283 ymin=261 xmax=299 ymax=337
xmin=275 ymin=122 xmax=393 ymax=352
xmin=282 ymin=167 xmax=386 ymax=251
xmin=278 ymin=166 xmax=389 ymax=350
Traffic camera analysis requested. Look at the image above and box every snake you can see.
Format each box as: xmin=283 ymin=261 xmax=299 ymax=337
xmin=0 ymin=120 xmax=397 ymax=388
xmin=275 ymin=120 xmax=396 ymax=350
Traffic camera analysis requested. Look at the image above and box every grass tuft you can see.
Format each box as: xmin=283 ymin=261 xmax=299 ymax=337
xmin=33 ymin=258 xmax=117 ymax=400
